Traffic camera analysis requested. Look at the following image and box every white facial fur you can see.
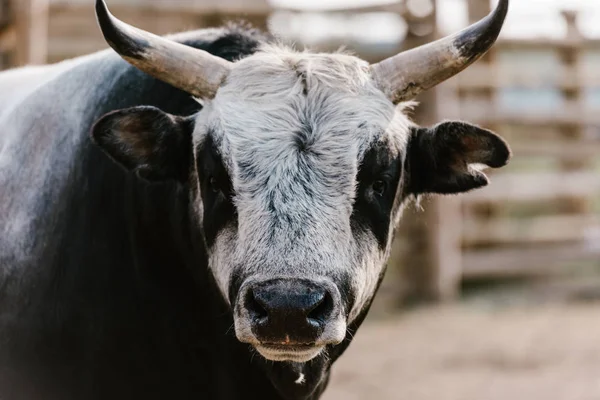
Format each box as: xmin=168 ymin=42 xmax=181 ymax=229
xmin=192 ymin=44 xmax=413 ymax=323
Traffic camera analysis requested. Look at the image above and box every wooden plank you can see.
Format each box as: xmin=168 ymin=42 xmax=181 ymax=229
xmin=450 ymin=68 xmax=600 ymax=90
xmin=47 ymin=37 xmax=106 ymax=60
xmin=50 ymin=0 xmax=272 ymax=15
xmin=47 ymin=5 xmax=219 ymax=62
xmin=0 ymin=0 xmax=11 ymax=29
xmin=463 ymin=215 xmax=600 ymax=246
xmin=496 ymin=37 xmax=600 ymax=50
xmin=462 ymin=171 xmax=600 ymax=204
xmin=14 ymin=0 xmax=49 ymax=65
xmin=511 ymin=141 xmax=600 ymax=159
xmin=555 ymin=13 xmax=590 ymax=215
xmin=465 ymin=108 xmax=600 ymax=127
xmin=430 ymin=196 xmax=463 ymax=300
xmin=462 ymin=243 xmax=600 ymax=279
xmin=0 ymin=24 xmax=15 ymax=51
xmin=270 ymin=2 xmax=405 ymax=13
xmin=48 ymin=8 xmax=202 ymax=37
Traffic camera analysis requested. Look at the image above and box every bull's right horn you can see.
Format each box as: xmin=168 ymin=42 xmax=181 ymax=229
xmin=371 ymin=0 xmax=509 ymax=104
xmin=96 ymin=0 xmax=232 ymax=99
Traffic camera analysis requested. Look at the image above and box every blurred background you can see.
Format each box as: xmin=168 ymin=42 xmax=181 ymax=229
xmin=1 ymin=0 xmax=600 ymax=399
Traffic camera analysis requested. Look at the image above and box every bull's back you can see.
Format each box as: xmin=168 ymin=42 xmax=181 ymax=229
xmin=0 ymin=62 xmax=77 ymax=118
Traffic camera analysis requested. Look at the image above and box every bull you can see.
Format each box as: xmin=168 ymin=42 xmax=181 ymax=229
xmin=0 ymin=0 xmax=510 ymax=399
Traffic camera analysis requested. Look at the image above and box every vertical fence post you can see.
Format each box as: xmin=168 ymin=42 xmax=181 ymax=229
xmin=557 ymin=11 xmax=590 ymax=218
xmin=0 ymin=0 xmax=9 ymax=28
xmin=458 ymin=0 xmax=498 ymax=276
xmin=14 ymin=0 xmax=49 ymax=66
xmin=0 ymin=0 xmax=14 ymax=69
xmin=395 ymin=0 xmax=464 ymax=303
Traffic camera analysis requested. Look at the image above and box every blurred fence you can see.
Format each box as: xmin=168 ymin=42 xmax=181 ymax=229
xmin=0 ymin=0 xmax=48 ymax=68
xmin=0 ymin=0 xmax=271 ymax=66
xmin=436 ymin=7 xmax=600 ymax=291
xmin=1 ymin=0 xmax=599 ymax=306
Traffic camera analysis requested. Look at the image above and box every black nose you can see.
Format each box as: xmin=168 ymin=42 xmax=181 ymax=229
xmin=245 ymin=279 xmax=334 ymax=344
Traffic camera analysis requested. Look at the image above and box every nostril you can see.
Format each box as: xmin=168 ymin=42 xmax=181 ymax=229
xmin=246 ymin=290 xmax=269 ymax=322
xmin=307 ymin=291 xmax=333 ymax=324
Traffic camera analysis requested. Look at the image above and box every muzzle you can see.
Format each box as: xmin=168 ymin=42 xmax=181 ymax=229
xmin=234 ymin=277 xmax=346 ymax=362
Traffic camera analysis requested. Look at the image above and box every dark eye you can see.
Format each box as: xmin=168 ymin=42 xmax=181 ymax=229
xmin=209 ymin=176 xmax=221 ymax=194
xmin=371 ymin=180 xmax=387 ymax=197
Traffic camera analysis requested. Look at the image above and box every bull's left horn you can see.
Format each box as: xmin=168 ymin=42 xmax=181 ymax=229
xmin=371 ymin=0 xmax=508 ymax=104
xmin=96 ymin=0 xmax=232 ymax=99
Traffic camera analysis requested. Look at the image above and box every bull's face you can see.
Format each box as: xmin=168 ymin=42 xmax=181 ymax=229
xmin=91 ymin=0 xmax=510 ymax=365
xmin=196 ymin=51 xmax=410 ymax=362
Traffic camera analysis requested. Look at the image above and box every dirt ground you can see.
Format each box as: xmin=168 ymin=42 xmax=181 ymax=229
xmin=325 ymin=300 xmax=600 ymax=400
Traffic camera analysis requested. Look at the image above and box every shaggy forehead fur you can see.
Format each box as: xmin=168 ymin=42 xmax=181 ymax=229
xmin=193 ymin=45 xmax=413 ymax=318
xmin=197 ymin=44 xmax=412 ymax=161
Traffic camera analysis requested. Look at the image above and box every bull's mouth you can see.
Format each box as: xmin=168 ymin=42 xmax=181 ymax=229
xmin=254 ymin=343 xmax=324 ymax=362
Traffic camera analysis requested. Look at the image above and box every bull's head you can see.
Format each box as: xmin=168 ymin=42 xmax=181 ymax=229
xmin=92 ymin=0 xmax=510 ymax=364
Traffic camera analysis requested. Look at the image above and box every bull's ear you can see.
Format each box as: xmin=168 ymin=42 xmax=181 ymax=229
xmin=91 ymin=106 xmax=193 ymax=182
xmin=406 ymin=121 xmax=511 ymax=195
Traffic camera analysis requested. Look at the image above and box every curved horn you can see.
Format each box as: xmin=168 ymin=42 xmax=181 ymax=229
xmin=95 ymin=0 xmax=232 ymax=98
xmin=371 ymin=0 xmax=508 ymax=103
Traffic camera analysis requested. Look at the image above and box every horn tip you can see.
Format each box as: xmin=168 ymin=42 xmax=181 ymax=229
xmin=490 ymin=0 xmax=510 ymax=31
xmin=95 ymin=0 xmax=110 ymax=26
xmin=95 ymin=0 xmax=148 ymax=60
xmin=95 ymin=0 xmax=116 ymax=42
xmin=453 ymin=0 xmax=509 ymax=63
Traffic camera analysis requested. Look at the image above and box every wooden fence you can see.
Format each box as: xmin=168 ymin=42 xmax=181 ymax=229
xmin=0 ymin=0 xmax=271 ymax=66
xmin=0 ymin=0 xmax=15 ymax=68
xmin=0 ymin=0 xmax=49 ymax=68
xmin=432 ymin=5 xmax=600 ymax=296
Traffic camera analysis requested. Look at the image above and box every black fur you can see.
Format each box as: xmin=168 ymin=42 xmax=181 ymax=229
xmin=406 ymin=121 xmax=511 ymax=195
xmin=196 ymin=135 xmax=237 ymax=248
xmin=92 ymin=106 xmax=194 ymax=182
xmin=351 ymin=140 xmax=403 ymax=249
